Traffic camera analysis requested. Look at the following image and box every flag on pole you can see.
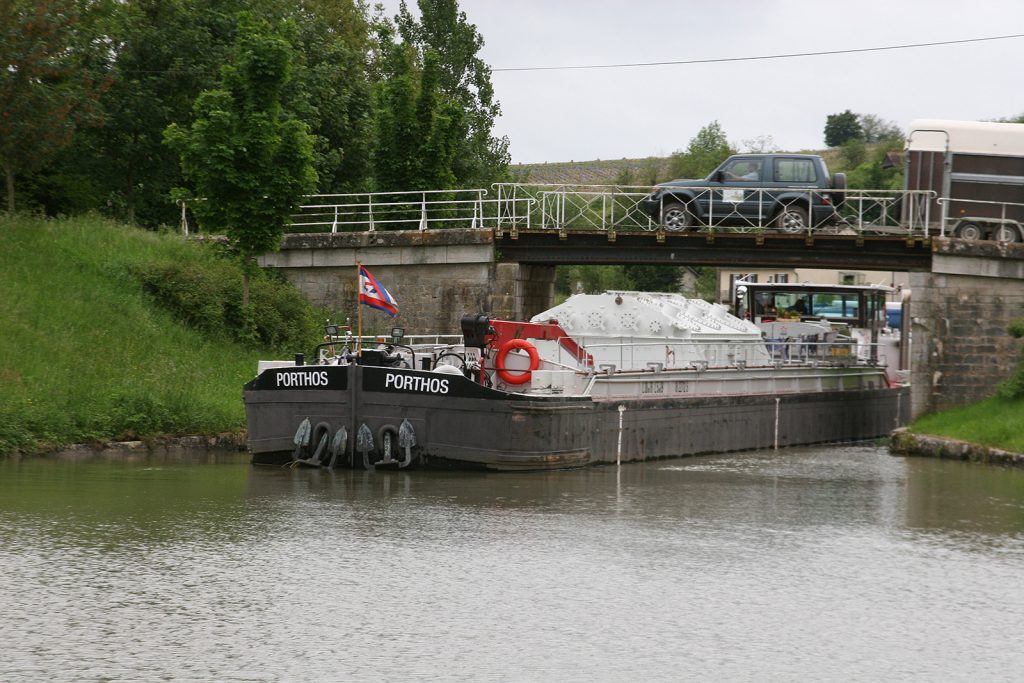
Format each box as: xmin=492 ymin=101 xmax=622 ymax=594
xmin=358 ymin=265 xmax=398 ymax=316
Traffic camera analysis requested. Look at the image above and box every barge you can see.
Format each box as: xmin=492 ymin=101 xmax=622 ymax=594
xmin=244 ymin=291 xmax=909 ymax=471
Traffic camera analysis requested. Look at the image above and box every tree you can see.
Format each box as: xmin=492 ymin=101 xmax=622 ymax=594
xmin=391 ymin=0 xmax=510 ymax=187
xmin=840 ymin=137 xmax=867 ymax=168
xmin=164 ymin=13 xmax=317 ymax=309
xmin=373 ymin=30 xmax=420 ymax=192
xmin=824 ymin=110 xmax=863 ymax=147
xmin=74 ymin=0 xmax=239 ymax=225
xmin=289 ymin=0 xmax=375 ymax=194
xmin=666 ymin=121 xmax=736 ymax=180
xmin=845 ymin=143 xmax=903 ymax=191
xmin=859 ymin=114 xmax=901 ymax=144
xmin=0 ymin=0 xmax=106 ymax=212
xmin=624 ymin=265 xmax=681 ymax=292
xmin=554 ymin=265 xmax=630 ymax=298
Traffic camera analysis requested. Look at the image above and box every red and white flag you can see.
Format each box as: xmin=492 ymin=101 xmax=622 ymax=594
xmin=358 ymin=266 xmax=398 ymax=316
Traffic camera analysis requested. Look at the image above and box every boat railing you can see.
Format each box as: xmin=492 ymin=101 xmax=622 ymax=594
xmin=554 ymin=338 xmax=887 ymax=373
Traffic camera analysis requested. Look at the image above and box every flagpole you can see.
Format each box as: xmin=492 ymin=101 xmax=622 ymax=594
xmin=356 ymin=260 xmax=362 ymax=356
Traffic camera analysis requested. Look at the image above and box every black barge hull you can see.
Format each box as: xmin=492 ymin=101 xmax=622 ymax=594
xmin=244 ymin=364 xmax=910 ymax=471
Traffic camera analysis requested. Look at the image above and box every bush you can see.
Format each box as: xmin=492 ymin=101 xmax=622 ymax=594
xmin=997 ymin=318 xmax=1024 ymax=399
xmin=138 ymin=258 xmax=323 ymax=353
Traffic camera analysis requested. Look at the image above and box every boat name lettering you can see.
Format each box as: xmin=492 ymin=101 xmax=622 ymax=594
xmin=384 ymin=372 xmax=450 ymax=394
xmin=674 ymin=381 xmax=690 ymax=393
xmin=641 ymin=381 xmax=664 ymax=394
xmin=276 ymin=370 xmax=330 ymax=388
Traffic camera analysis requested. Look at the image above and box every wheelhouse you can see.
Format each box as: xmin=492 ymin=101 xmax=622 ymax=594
xmin=733 ymin=282 xmax=893 ymax=330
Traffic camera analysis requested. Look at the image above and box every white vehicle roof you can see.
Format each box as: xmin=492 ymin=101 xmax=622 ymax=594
xmin=906 ymin=118 xmax=1024 ymax=156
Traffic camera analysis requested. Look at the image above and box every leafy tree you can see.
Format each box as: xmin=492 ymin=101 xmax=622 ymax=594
xmin=666 ymin=121 xmax=735 ymax=180
xmin=840 ymin=137 xmax=867 ymax=168
xmin=392 ymin=0 xmax=510 ymax=187
xmin=690 ymin=266 xmax=719 ymax=302
xmin=289 ymin=0 xmax=375 ymax=194
xmin=624 ymin=265 xmax=681 ymax=292
xmin=845 ymin=143 xmax=903 ymax=191
xmin=824 ymin=110 xmax=863 ymax=147
xmin=73 ymin=0 xmax=239 ymax=225
xmin=373 ymin=30 xmax=420 ymax=192
xmin=0 ymin=0 xmax=106 ymax=212
xmin=164 ymin=13 xmax=317 ymax=310
xmin=859 ymin=114 xmax=902 ymax=144
xmin=554 ymin=265 xmax=631 ymax=298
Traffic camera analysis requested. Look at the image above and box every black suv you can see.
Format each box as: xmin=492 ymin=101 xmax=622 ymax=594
xmin=641 ymin=154 xmax=846 ymax=232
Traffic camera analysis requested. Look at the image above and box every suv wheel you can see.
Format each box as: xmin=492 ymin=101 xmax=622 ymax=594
xmin=662 ymin=201 xmax=694 ymax=232
xmin=775 ymin=205 xmax=809 ymax=233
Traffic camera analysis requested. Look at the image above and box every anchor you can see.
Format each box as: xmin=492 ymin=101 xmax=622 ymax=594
xmin=327 ymin=426 xmax=347 ymax=469
xmin=397 ymin=418 xmax=417 ymax=468
xmin=290 ymin=418 xmax=312 ymax=463
xmin=356 ymin=423 xmax=374 ymax=470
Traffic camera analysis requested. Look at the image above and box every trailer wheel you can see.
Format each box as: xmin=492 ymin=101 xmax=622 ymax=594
xmin=662 ymin=201 xmax=695 ymax=232
xmin=956 ymin=222 xmax=983 ymax=241
xmin=994 ymin=225 xmax=1022 ymax=243
xmin=775 ymin=205 xmax=809 ymax=233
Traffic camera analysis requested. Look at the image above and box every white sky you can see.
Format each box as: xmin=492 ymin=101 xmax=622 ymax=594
xmin=384 ymin=0 xmax=1024 ymax=164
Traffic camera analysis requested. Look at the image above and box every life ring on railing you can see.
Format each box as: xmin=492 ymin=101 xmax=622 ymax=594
xmin=495 ymin=339 xmax=540 ymax=385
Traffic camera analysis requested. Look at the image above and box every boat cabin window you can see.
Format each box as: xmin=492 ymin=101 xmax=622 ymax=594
xmin=753 ymin=291 xmax=810 ymax=319
xmin=746 ymin=287 xmax=888 ymax=327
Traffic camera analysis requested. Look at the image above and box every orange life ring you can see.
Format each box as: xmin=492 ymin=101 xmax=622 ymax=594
xmin=495 ymin=339 xmax=540 ymax=385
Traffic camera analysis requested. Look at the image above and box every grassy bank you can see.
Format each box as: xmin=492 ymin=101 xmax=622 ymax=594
xmin=0 ymin=214 xmax=312 ymax=454
xmin=906 ymin=396 xmax=1024 ymax=454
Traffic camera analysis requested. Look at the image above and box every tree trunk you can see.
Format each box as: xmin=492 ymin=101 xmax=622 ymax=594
xmin=242 ymin=269 xmax=250 ymax=308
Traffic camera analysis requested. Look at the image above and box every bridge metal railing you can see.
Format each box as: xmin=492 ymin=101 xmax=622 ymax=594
xmin=289 ymin=189 xmax=493 ymax=232
xmin=491 ymin=183 xmax=936 ymax=237
xmin=179 ymin=185 xmax=936 ymax=237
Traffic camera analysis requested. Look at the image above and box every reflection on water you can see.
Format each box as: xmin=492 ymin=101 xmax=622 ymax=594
xmin=2 ymin=446 xmax=1023 ymax=681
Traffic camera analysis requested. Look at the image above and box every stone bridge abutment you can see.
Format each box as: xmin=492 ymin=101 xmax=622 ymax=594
xmin=259 ymin=229 xmax=554 ymax=336
xmin=909 ymin=239 xmax=1024 ymax=418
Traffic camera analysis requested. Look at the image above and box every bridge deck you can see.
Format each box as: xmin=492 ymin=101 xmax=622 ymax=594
xmin=496 ymin=230 xmax=934 ymax=271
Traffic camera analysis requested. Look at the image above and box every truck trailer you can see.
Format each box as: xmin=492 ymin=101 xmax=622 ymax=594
xmin=905 ymin=118 xmax=1024 ymax=242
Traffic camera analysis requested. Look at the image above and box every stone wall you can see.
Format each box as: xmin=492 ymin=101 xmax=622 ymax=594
xmin=909 ymin=238 xmax=1024 ymax=417
xmin=890 ymin=429 xmax=1024 ymax=466
xmin=259 ymin=229 xmax=555 ymax=335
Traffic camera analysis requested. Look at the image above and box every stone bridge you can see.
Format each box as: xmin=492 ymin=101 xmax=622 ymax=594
xmin=259 ymin=229 xmax=1024 ymax=420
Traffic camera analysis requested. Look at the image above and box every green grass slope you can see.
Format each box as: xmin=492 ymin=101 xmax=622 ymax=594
xmin=907 ymin=396 xmax=1024 ymax=454
xmin=0 ymin=215 xmax=270 ymax=454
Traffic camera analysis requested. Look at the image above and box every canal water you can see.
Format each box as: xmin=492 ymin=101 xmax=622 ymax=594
xmin=2 ymin=444 xmax=1023 ymax=682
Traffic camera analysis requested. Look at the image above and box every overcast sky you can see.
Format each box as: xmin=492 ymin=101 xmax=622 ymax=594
xmin=383 ymin=1 xmax=1024 ymax=164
